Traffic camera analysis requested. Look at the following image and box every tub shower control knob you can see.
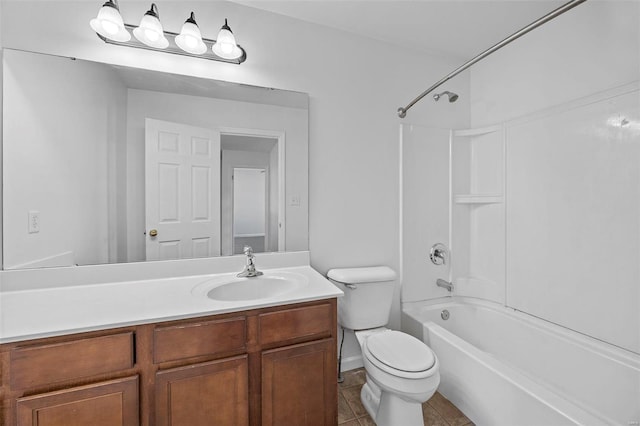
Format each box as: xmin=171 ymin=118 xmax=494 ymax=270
xmin=430 ymin=243 xmax=449 ymax=265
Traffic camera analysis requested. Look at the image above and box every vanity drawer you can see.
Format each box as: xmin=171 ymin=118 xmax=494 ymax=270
xmin=10 ymin=332 xmax=134 ymax=390
xmin=259 ymin=303 xmax=333 ymax=346
xmin=154 ymin=317 xmax=246 ymax=363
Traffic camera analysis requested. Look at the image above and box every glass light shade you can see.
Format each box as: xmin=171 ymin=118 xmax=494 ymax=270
xmin=133 ymin=7 xmax=169 ymax=49
xmin=212 ymin=20 xmax=243 ymax=60
xmin=175 ymin=16 xmax=207 ymax=55
xmin=89 ymin=1 xmax=131 ymax=42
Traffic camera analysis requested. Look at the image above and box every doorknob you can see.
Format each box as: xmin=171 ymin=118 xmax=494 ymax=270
xmin=149 ymin=229 xmax=158 ymax=237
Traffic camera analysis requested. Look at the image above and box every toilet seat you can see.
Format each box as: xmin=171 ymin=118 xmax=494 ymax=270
xmin=363 ymin=330 xmax=436 ymax=379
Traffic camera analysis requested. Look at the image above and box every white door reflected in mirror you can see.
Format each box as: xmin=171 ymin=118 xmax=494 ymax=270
xmin=233 ymin=168 xmax=267 ymax=254
xmin=144 ymin=118 xmax=221 ymax=261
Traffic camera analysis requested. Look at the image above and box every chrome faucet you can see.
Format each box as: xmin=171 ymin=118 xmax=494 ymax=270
xmin=436 ymin=278 xmax=453 ymax=292
xmin=237 ymin=246 xmax=263 ymax=278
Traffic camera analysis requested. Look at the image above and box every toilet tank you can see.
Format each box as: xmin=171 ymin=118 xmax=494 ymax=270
xmin=327 ymin=266 xmax=397 ymax=330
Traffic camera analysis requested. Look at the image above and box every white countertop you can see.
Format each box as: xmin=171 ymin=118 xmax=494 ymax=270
xmin=0 ymin=265 xmax=343 ymax=344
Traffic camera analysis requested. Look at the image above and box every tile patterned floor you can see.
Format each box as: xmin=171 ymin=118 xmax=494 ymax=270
xmin=338 ymin=368 xmax=474 ymax=426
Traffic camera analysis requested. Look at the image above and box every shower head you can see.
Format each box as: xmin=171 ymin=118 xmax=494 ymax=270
xmin=433 ymin=91 xmax=459 ymax=103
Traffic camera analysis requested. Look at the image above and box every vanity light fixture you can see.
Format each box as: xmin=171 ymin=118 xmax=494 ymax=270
xmin=90 ymin=1 xmax=247 ymax=64
xmin=175 ymin=12 xmax=207 ymax=55
xmin=89 ymin=0 xmax=130 ymax=42
xmin=212 ymin=19 xmax=243 ymax=60
xmin=132 ymin=3 xmax=169 ymax=49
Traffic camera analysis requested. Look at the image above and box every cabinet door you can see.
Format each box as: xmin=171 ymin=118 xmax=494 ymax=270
xmin=155 ymin=355 xmax=248 ymax=426
xmin=262 ymin=339 xmax=337 ymax=426
xmin=16 ymin=376 xmax=138 ymax=426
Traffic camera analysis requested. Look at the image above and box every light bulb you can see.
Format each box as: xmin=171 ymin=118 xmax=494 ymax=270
xmin=145 ymin=28 xmax=159 ymax=42
xmin=220 ymin=41 xmax=234 ymax=55
xmin=90 ymin=0 xmax=131 ymax=42
xmin=185 ymin=35 xmax=198 ymax=49
xmin=101 ymin=20 xmax=119 ymax=35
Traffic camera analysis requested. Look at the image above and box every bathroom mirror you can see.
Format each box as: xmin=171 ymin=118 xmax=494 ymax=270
xmin=2 ymin=49 xmax=309 ymax=269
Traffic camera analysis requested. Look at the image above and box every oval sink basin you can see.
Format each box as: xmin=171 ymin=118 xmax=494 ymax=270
xmin=192 ymin=271 xmax=308 ymax=302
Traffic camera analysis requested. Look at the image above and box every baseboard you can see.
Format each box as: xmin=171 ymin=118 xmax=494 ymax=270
xmin=341 ymin=354 xmax=364 ymax=372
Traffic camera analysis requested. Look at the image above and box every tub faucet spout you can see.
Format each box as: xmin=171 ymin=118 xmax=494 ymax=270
xmin=437 ymin=278 xmax=453 ymax=292
xmin=237 ymin=246 xmax=263 ymax=278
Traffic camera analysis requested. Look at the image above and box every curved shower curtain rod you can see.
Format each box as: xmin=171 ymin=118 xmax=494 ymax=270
xmin=397 ymin=0 xmax=587 ymax=118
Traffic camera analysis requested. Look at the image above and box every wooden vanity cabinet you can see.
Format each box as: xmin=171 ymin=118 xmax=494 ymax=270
xmin=257 ymin=302 xmax=337 ymax=426
xmin=152 ymin=316 xmax=250 ymax=426
xmin=0 ymin=298 xmax=338 ymax=426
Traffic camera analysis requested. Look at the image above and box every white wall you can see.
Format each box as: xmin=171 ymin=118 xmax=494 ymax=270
xmin=0 ymin=0 xmax=467 ymax=366
xmin=506 ymin=87 xmax=639 ymax=353
xmin=401 ymin=125 xmax=453 ymax=303
xmin=470 ymin=1 xmax=638 ymax=127
xmin=2 ymin=49 xmax=127 ymax=268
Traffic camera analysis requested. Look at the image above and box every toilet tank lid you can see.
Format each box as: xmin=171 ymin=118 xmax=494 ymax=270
xmin=327 ymin=266 xmax=396 ymax=284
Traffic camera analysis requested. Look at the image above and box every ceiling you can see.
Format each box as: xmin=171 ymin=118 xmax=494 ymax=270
xmin=233 ymin=0 xmax=567 ymax=60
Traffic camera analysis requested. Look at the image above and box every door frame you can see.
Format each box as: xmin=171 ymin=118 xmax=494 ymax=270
xmin=219 ymin=127 xmax=286 ymax=255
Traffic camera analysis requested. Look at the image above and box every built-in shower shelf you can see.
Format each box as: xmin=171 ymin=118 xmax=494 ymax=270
xmin=454 ymin=194 xmax=503 ymax=204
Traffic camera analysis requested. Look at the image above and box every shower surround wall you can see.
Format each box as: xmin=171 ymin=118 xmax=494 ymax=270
xmin=504 ymin=87 xmax=639 ymax=353
xmin=403 ymin=0 xmax=639 ymax=355
xmin=469 ymin=0 xmax=639 ymax=354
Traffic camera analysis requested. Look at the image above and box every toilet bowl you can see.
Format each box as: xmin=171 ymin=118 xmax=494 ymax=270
xmin=327 ymin=266 xmax=440 ymax=426
xmin=356 ymin=329 xmax=440 ymax=426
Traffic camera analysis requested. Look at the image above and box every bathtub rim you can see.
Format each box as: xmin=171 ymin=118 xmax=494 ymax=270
xmin=403 ymin=297 xmax=640 ymax=425
xmin=424 ymin=320 xmax=612 ymax=426
xmin=402 ymin=296 xmax=640 ymax=372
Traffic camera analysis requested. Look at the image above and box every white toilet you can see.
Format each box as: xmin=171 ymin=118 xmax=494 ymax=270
xmin=328 ymin=266 xmax=440 ymax=426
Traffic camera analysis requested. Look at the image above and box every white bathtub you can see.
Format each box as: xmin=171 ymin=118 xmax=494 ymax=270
xmin=402 ymin=298 xmax=640 ymax=426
